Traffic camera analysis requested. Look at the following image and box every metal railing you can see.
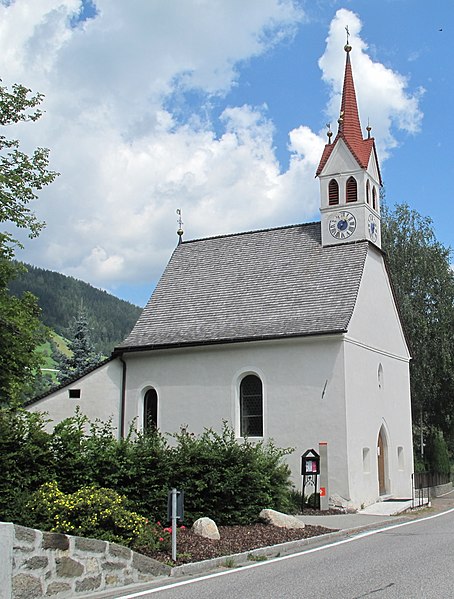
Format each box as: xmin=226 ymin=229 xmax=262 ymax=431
xmin=412 ymin=471 xmax=452 ymax=509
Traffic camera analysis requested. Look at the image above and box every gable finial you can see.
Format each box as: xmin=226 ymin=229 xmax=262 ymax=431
xmin=344 ymin=25 xmax=352 ymax=53
xmin=176 ymin=209 xmax=184 ymax=244
xmin=366 ymin=118 xmax=372 ymax=139
xmin=326 ymin=123 xmax=333 ymax=144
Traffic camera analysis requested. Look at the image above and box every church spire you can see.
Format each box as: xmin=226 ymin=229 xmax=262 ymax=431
xmin=316 ymin=42 xmax=381 ymax=179
xmin=338 ymin=44 xmax=364 ymax=150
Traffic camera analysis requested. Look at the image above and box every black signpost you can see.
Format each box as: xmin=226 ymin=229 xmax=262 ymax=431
xmin=301 ymin=449 xmax=320 ymax=512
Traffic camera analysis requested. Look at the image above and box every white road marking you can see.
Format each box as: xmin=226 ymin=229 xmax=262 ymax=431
xmin=116 ymin=508 xmax=454 ymax=598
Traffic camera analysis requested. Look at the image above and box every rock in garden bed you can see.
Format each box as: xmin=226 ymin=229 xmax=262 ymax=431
xmin=136 ymin=522 xmax=335 ymax=566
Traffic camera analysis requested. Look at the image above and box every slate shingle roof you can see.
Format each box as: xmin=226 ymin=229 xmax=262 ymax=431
xmin=116 ymin=222 xmax=369 ymax=352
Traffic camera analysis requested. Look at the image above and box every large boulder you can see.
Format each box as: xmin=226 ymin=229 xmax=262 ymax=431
xmin=191 ymin=517 xmax=220 ymax=540
xmin=259 ymin=509 xmax=305 ymax=529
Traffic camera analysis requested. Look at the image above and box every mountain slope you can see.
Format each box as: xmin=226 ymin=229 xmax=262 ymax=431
xmin=9 ymin=263 xmax=143 ymax=355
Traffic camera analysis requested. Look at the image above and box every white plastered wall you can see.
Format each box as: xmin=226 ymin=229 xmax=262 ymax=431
xmin=345 ymin=247 xmax=413 ymax=506
xmin=122 ymin=336 xmax=352 ymax=500
xmin=27 ymin=360 xmax=123 ymax=436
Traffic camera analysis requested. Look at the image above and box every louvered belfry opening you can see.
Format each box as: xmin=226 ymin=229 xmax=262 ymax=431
xmin=346 ymin=176 xmax=357 ymax=202
xmin=240 ymin=374 xmax=263 ymax=437
xmin=328 ymin=179 xmax=339 ymax=205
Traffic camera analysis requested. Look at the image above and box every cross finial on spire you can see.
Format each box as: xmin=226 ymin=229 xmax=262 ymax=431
xmin=344 ymin=25 xmax=352 ymax=53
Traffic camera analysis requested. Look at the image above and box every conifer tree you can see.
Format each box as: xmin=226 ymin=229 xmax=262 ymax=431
xmin=57 ymin=306 xmax=102 ymax=384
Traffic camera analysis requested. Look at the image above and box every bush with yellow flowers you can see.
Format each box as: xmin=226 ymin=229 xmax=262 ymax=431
xmin=28 ymin=481 xmax=170 ymax=550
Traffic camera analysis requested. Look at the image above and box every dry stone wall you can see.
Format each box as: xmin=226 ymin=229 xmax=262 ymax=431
xmin=0 ymin=522 xmax=170 ymax=599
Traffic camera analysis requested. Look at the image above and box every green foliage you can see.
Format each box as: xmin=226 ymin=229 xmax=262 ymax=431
xmin=424 ymin=429 xmax=451 ymax=475
xmin=0 ymin=406 xmax=54 ymax=523
xmin=9 ymin=263 xmax=142 ymax=355
xmin=168 ymin=423 xmax=294 ymax=525
xmin=0 ymin=407 xmax=295 ymax=530
xmin=0 ymin=81 xmax=57 ymax=403
xmin=28 ymin=481 xmax=169 ymax=550
xmin=381 ymin=203 xmax=454 ymax=446
xmin=0 ymin=82 xmax=58 ymax=247
xmin=49 ymin=411 xmax=172 ymax=522
xmin=57 ymin=305 xmax=102 ymax=383
xmin=0 ymin=258 xmax=51 ymax=402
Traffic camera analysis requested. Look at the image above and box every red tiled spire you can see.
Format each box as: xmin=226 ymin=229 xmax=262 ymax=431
xmin=316 ymin=46 xmax=381 ymax=183
xmin=339 ymin=50 xmax=363 ymax=149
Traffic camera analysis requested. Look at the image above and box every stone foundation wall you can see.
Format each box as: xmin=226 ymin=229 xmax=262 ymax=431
xmin=431 ymin=481 xmax=453 ymax=497
xmin=0 ymin=522 xmax=170 ymax=599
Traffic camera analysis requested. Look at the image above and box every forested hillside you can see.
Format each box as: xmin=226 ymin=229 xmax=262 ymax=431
xmin=9 ymin=263 xmax=142 ymax=356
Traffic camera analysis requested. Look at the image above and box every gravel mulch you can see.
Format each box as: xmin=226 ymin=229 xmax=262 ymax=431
xmin=137 ymin=522 xmax=336 ymax=566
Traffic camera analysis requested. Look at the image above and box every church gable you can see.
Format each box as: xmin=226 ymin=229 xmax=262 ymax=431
xmin=319 ymin=137 xmax=362 ymax=177
xmin=347 ymin=246 xmax=410 ymax=358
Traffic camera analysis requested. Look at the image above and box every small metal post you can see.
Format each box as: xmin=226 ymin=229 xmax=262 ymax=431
xmin=171 ymin=488 xmax=177 ymax=562
xmin=319 ymin=442 xmax=329 ymax=511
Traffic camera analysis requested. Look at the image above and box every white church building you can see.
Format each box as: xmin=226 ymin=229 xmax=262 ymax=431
xmin=28 ymin=43 xmax=414 ymax=509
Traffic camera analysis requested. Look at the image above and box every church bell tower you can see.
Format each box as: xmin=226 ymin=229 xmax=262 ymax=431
xmin=316 ymin=39 xmax=382 ymax=249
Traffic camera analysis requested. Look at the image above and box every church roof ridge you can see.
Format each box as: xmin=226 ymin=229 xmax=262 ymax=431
xmin=180 ymin=220 xmax=320 ymax=245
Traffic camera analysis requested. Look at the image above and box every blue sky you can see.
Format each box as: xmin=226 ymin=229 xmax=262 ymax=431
xmin=1 ymin=0 xmax=452 ymax=307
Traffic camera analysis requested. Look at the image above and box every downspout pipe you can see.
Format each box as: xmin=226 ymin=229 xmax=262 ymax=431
xmin=119 ymin=354 xmax=127 ymax=439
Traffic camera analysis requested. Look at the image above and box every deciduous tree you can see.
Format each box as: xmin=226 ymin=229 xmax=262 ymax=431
xmin=0 ymin=81 xmax=58 ymax=403
xmin=381 ymin=203 xmax=454 ymax=450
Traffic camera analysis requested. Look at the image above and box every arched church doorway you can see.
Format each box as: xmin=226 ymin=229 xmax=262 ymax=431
xmin=377 ymin=427 xmax=387 ymax=495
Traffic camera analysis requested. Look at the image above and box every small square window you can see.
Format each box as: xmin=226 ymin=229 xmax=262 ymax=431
xmin=69 ymin=389 xmax=81 ymax=399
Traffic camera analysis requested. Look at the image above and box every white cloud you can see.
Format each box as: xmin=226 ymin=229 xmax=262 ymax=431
xmin=0 ymin=3 xmax=423 ymax=304
xmin=319 ymin=8 xmax=424 ymax=160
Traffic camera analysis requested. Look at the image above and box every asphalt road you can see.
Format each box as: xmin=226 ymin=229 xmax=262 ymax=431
xmin=110 ymin=508 xmax=454 ymax=599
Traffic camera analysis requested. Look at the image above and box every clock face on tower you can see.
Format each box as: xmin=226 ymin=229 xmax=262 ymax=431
xmin=328 ymin=211 xmax=357 ymax=240
xmin=368 ymin=213 xmax=379 ymax=242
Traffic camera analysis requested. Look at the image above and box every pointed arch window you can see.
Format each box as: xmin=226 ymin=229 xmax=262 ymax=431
xmin=144 ymin=388 xmax=158 ymax=431
xmin=346 ymin=177 xmax=357 ymax=202
xmin=372 ymin=186 xmax=377 ymax=210
xmin=240 ymin=374 xmax=263 ymax=437
xmin=328 ymin=179 xmax=339 ymax=205
xmin=366 ymin=180 xmax=370 ymax=204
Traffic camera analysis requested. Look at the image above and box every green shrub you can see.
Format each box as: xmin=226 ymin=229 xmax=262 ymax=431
xmin=168 ymin=423 xmax=293 ymax=525
xmin=0 ymin=406 xmax=54 ymax=524
xmin=28 ymin=481 xmax=169 ymax=550
xmin=51 ymin=413 xmax=172 ymax=522
xmin=2 ymin=405 xmax=296 ymax=529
